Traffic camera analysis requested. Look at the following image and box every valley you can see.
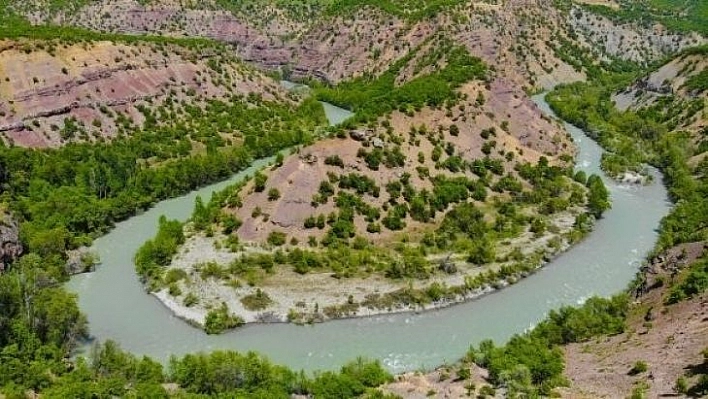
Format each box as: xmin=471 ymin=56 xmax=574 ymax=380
xmin=0 ymin=0 xmax=705 ymax=398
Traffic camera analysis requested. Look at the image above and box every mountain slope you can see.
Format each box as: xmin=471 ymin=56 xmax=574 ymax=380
xmin=0 ymin=37 xmax=290 ymax=147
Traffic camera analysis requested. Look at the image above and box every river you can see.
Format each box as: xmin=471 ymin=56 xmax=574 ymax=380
xmin=66 ymin=94 xmax=671 ymax=373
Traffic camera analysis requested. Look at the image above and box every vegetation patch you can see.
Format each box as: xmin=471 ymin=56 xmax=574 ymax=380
xmin=240 ymin=289 xmax=274 ymax=311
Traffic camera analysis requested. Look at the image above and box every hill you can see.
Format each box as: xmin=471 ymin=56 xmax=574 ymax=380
xmin=136 ymin=39 xmax=609 ymax=328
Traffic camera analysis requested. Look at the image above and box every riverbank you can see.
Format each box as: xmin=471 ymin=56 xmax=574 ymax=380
xmin=560 ymin=241 xmax=707 ymax=398
xmin=152 ymin=207 xmax=586 ymax=330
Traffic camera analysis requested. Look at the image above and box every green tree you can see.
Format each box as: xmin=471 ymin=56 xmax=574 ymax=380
xmin=586 ymin=174 xmax=611 ymax=218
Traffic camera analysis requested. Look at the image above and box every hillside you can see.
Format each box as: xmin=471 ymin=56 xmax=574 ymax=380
xmin=562 ymin=242 xmax=707 ymax=398
xmin=0 ymin=37 xmax=292 ymax=147
xmin=575 ymin=0 xmax=708 ymax=36
xmin=6 ymin=0 xmax=705 ymax=85
xmin=613 ymin=46 xmax=708 ymax=140
xmin=2 ymin=0 xmax=704 ymax=147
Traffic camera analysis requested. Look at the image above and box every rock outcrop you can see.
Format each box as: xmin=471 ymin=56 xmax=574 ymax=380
xmin=0 ymin=212 xmax=23 ymax=273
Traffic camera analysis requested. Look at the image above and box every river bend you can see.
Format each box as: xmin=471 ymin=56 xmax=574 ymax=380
xmin=67 ymin=94 xmax=671 ymax=373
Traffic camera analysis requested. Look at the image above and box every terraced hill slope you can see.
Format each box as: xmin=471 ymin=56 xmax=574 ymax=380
xmin=7 ymin=0 xmax=705 ymax=84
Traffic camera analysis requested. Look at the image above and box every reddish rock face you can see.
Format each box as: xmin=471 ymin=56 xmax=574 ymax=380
xmin=6 ymin=0 xmax=701 ymax=150
xmin=16 ymin=0 xmax=701 ymax=94
xmin=0 ymin=39 xmax=288 ymax=147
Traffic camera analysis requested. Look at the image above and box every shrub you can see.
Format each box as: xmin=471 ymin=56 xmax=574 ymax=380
xmin=629 ymin=361 xmax=648 ymax=375
xmin=183 ymin=293 xmax=198 ymax=307
xmin=240 ymin=289 xmax=274 ymax=311
xmin=254 ymin=172 xmax=267 ymax=192
xmin=267 ymin=231 xmax=287 ymax=246
xmin=204 ymin=304 xmax=244 ymax=334
xmin=324 ymin=154 xmax=345 ymax=167
xmin=267 ymin=188 xmax=281 ymax=201
xmin=665 ymin=258 xmax=708 ymax=304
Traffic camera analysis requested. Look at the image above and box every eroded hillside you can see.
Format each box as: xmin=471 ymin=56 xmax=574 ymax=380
xmin=0 ymin=37 xmax=290 ymax=147
xmin=7 ymin=0 xmax=705 ymax=87
xmin=614 ymin=46 xmax=708 ymax=138
xmin=0 ymin=0 xmax=704 ymax=398
xmin=3 ymin=0 xmax=705 ymax=149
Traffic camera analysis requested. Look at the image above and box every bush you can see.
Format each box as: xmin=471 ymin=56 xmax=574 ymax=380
xmin=267 ymin=231 xmax=287 ymax=246
xmin=665 ymin=257 xmax=708 ymax=304
xmin=467 ymin=239 xmax=495 ymax=265
xmin=183 ymin=293 xmax=198 ymax=307
xmin=324 ymin=154 xmax=345 ymax=167
xmin=267 ymin=188 xmax=281 ymax=201
xmin=204 ymin=304 xmax=244 ymax=334
xmin=254 ymin=172 xmax=267 ymax=192
xmin=240 ymin=289 xmax=274 ymax=311
xmin=220 ymin=214 xmax=242 ymax=234
xmin=629 ymin=361 xmax=648 ymax=375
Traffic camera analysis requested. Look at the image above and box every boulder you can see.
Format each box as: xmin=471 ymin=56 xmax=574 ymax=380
xmin=65 ymin=248 xmax=100 ymax=275
xmin=350 ymin=130 xmax=368 ymax=141
xmin=0 ymin=212 xmax=23 ymax=273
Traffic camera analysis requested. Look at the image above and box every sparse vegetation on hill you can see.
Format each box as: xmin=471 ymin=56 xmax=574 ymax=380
xmin=141 ymin=40 xmax=602 ymax=329
xmin=576 ymin=0 xmax=708 ymax=35
xmin=217 ymin=0 xmax=470 ymax=23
